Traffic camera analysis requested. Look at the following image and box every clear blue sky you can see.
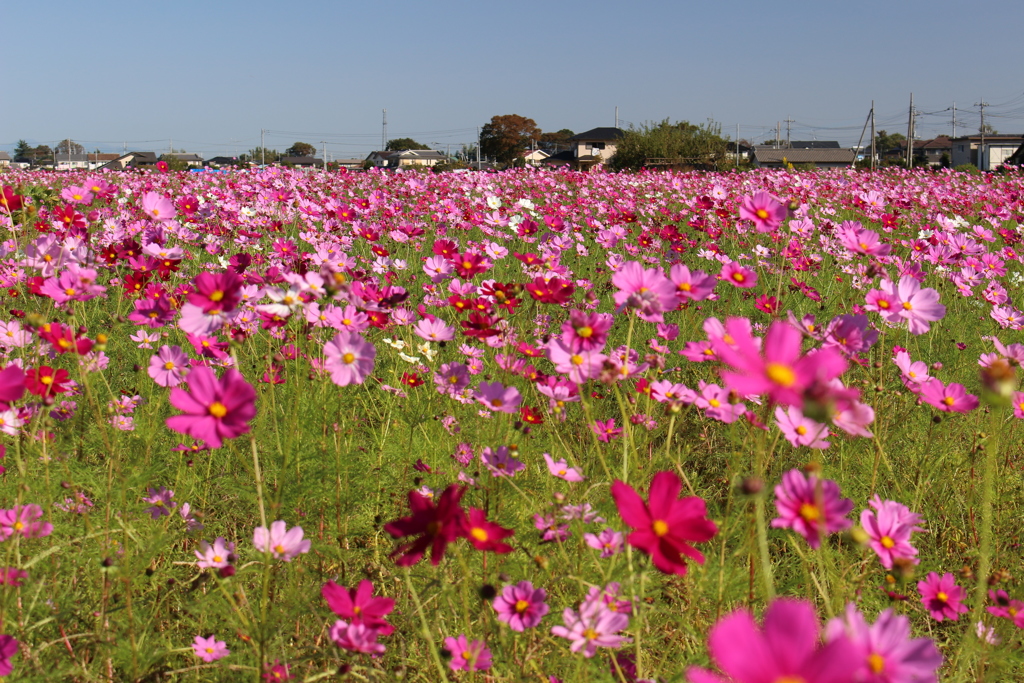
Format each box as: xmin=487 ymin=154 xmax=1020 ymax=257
xmin=5 ymin=0 xmax=1023 ymax=158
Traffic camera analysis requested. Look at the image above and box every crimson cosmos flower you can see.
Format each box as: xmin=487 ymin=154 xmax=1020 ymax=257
xmin=610 ymin=471 xmax=717 ymax=576
xmin=165 ymin=365 xmax=256 ymax=449
xmin=383 ymin=484 xmax=467 ymax=566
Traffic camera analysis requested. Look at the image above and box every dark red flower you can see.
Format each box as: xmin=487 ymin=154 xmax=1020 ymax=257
xmin=384 ymin=484 xmax=467 ymax=566
xmin=322 ymin=580 xmax=395 ymax=635
xmin=464 ymin=508 xmax=514 ymax=554
xmin=25 ymin=366 xmax=71 ymax=397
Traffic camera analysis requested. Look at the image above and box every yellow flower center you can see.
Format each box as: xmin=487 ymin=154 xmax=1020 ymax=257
xmin=679 ymin=282 xmax=692 ymax=291
xmin=491 ymin=399 xmax=503 ymax=408
xmin=652 ymin=519 xmax=669 ymax=537
xmin=208 ymin=402 xmax=228 ymax=418
xmin=799 ymin=503 xmax=819 ymax=522
xmin=164 ymin=361 xmax=175 ymax=370
xmin=732 ymin=273 xmax=745 ymax=283
xmin=209 ymin=290 xmax=224 ymax=302
xmin=570 ymin=355 xmax=584 ymax=366
xmin=213 ymin=555 xmax=223 ymax=563
xmin=342 ymin=352 xmax=356 ymax=364
xmin=470 ymin=527 xmax=489 ymax=542
xmin=515 ymin=599 xmax=530 ymax=613
xmin=878 ymin=300 xmax=890 ymax=310
xmin=766 ymin=363 xmax=796 ymax=388
xmin=578 ymin=326 xmax=593 ymax=338
xmin=942 ymin=396 xmax=955 ymax=406
xmin=880 ymin=536 xmax=895 ymax=549
xmin=274 ymin=544 xmax=285 ymax=555
xmin=937 ymin=592 xmax=948 ymax=602
xmin=795 ymin=425 xmax=808 ymax=436
xmin=708 ymin=398 xmax=721 ymax=408
xmin=902 ymin=302 xmax=913 ymax=310
xmin=583 ymin=628 xmax=599 ymax=640
xmin=755 ymin=208 xmax=769 ymax=220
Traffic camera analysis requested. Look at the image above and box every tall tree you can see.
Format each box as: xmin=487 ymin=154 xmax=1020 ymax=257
xmin=874 ymin=130 xmax=906 ymax=153
xmin=55 ymin=139 xmax=85 ymax=156
xmin=247 ymin=147 xmax=281 ymax=164
xmin=480 ymin=114 xmax=541 ymax=164
xmin=285 ymin=142 xmax=317 ymax=157
xmin=539 ymin=129 xmax=574 ymax=152
xmin=609 ymin=119 xmax=730 ymax=171
xmin=385 ymin=138 xmax=430 ymax=151
xmin=13 ymin=140 xmax=31 ymax=162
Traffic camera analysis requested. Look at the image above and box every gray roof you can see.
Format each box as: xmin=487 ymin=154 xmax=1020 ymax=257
xmin=753 ymin=149 xmax=856 ymax=164
xmin=281 ymin=156 xmax=323 ymax=165
xmin=0 ymin=152 xmax=9 ymax=161
xmin=570 ymin=127 xmax=625 ymax=142
xmin=789 ymin=141 xmax=841 ymax=149
xmin=165 ymin=153 xmax=203 ymax=162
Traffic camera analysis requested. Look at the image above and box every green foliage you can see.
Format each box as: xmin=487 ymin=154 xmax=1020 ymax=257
xmin=285 ymin=141 xmax=317 ymax=157
xmin=55 ymin=139 xmax=85 ymax=156
xmin=247 ymin=147 xmax=281 ymax=164
xmin=385 ymin=138 xmax=430 ymax=151
xmin=158 ymin=154 xmax=190 ymax=172
xmin=13 ymin=141 xmax=52 ymax=165
xmin=608 ymin=119 xmax=730 ymax=171
xmin=874 ymin=130 xmax=906 ymax=154
xmin=955 ymin=163 xmax=982 ymax=174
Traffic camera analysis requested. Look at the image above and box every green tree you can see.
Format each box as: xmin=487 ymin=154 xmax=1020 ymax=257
xmin=13 ymin=140 xmax=32 ymax=162
xmin=980 ymin=122 xmax=998 ymax=135
xmin=158 ymin=154 xmax=190 ymax=172
xmin=873 ymin=130 xmax=906 ymax=154
xmin=539 ymin=129 xmax=574 ymax=152
xmin=385 ymin=138 xmax=430 ymax=151
xmin=285 ymin=142 xmax=317 ymax=157
xmin=480 ymin=114 xmax=541 ymax=165
xmin=55 ymin=139 xmax=85 ymax=156
xmin=247 ymin=147 xmax=281 ymax=165
xmin=609 ymin=119 xmax=730 ymax=171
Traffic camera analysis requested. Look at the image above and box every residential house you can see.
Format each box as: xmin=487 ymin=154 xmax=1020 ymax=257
xmin=205 ymin=156 xmax=247 ymax=168
xmin=364 ymin=149 xmax=448 ymax=169
xmin=752 ymin=148 xmax=856 ymax=169
xmin=86 ymin=153 xmax=119 ymax=170
xmin=281 ymin=156 xmax=323 ymax=168
xmin=789 ymin=141 xmax=841 ymax=149
xmin=97 ymin=151 xmax=158 ymax=171
xmin=522 ymin=149 xmax=551 ymax=166
xmin=334 ymin=158 xmax=366 ymax=171
xmin=164 ymin=153 xmax=204 ymax=167
xmin=364 ymin=151 xmax=398 ymax=168
xmin=884 ymin=137 xmax=952 ymax=167
xmin=950 ymin=134 xmax=1024 ymax=170
xmin=55 ymin=154 xmax=92 ymax=171
xmin=569 ymin=127 xmax=624 ymax=170
xmin=0 ymin=152 xmax=9 ymax=168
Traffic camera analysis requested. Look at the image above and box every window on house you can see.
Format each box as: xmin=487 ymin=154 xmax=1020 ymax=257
xmin=590 ymin=142 xmax=605 ymax=151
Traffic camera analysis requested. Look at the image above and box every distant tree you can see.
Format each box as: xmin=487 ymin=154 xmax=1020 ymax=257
xmin=539 ymin=129 xmax=574 ymax=152
xmin=13 ymin=140 xmax=31 ymax=161
xmin=480 ymin=114 xmax=541 ymax=165
xmin=15 ymin=142 xmax=53 ymax=165
xmin=247 ymin=147 xmax=281 ymax=164
xmin=285 ymin=142 xmax=317 ymax=157
xmin=980 ymin=122 xmax=998 ymax=136
xmin=874 ymin=130 xmax=906 ymax=154
xmin=609 ymin=119 xmax=730 ymax=171
xmin=158 ymin=154 xmax=190 ymax=172
xmin=55 ymin=139 xmax=85 ymax=156
xmin=385 ymin=138 xmax=430 ymax=151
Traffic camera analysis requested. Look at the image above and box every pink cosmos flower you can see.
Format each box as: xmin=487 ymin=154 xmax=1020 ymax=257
xmin=774 ymin=406 xmax=830 ymax=449
xmin=860 ymin=496 xmax=923 ymax=570
xmin=714 ymin=318 xmax=848 ymax=409
xmin=166 ymin=366 xmax=256 ymax=450
xmin=253 ymin=520 xmax=311 ymax=561
xmin=585 ymin=528 xmax=624 ymax=557
xmin=560 ymin=310 xmax=613 ymax=353
xmin=738 ymin=191 xmax=787 ymax=232
xmin=694 ymin=382 xmax=745 ymax=423
xmin=192 ymin=635 xmax=229 ymax=663
xmin=592 ymin=419 xmax=622 ymax=442
xmin=141 ymin=192 xmax=176 ymax=222
xmin=481 ymin=446 xmax=524 ymax=477
xmin=687 ymin=599 xmax=861 ymax=683
xmin=610 ymin=471 xmax=718 ymax=576
xmin=0 ymin=635 xmax=16 ymax=676
xmin=195 ymin=538 xmax=234 ymax=569
xmin=322 ymin=579 xmax=395 ymax=635
xmin=464 ymin=507 xmax=514 ymax=553
xmin=669 ymin=264 xmax=717 ymax=303
xmin=493 ymin=581 xmax=549 ymax=631
xmin=611 ymin=261 xmax=677 ymax=322
xmin=918 ymin=378 xmax=979 ymax=413
xmin=413 ymin=317 xmax=455 ymax=342
xmin=0 ymin=504 xmax=53 ymax=539
xmin=551 ymin=602 xmax=631 ymax=658
xmin=719 ymin=261 xmax=758 ymax=289
xmin=546 ymin=339 xmax=607 ymax=384
xmin=443 ymin=635 xmax=491 ymax=671
xmin=323 ymin=331 xmax=376 ymax=387
xmin=917 ymin=572 xmax=968 ymax=622
xmin=474 ymin=382 xmax=522 ymax=413
xmin=825 ymin=604 xmax=942 ymax=682
xmin=771 ymin=468 xmax=852 ymax=549
xmin=543 ymin=453 xmax=585 ymax=482
xmin=148 ymin=345 xmax=190 ymax=388
xmin=328 ymin=621 xmax=385 ymax=655
xmin=838 ymin=221 xmax=891 ymax=257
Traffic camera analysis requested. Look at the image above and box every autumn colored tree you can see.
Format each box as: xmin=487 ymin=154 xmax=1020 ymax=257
xmin=480 ymin=115 xmax=541 ymax=165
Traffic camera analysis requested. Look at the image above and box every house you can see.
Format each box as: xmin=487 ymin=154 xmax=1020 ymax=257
xmin=365 ymin=151 xmax=398 ymax=168
xmin=97 ymin=151 xmax=158 ymax=171
xmin=889 ymin=136 xmax=952 ymax=167
xmin=1007 ymin=142 xmax=1024 ymax=166
xmin=0 ymin=152 xmax=9 ymax=168
xmin=364 ymin=150 xmax=448 ymax=169
xmin=206 ymin=156 xmax=247 ymax=168
xmin=569 ymin=127 xmax=624 ymax=170
xmin=522 ymin=149 xmax=550 ymax=165
xmin=55 ymin=154 xmax=92 ymax=171
xmin=950 ymin=134 xmax=1024 ymax=170
xmin=86 ymin=153 xmax=119 ymax=170
xmin=164 ymin=153 xmax=204 ymax=167
xmin=752 ymin=148 xmax=856 ymax=169
xmin=789 ymin=141 xmax=841 ymax=149
xmin=334 ymin=158 xmax=366 ymax=170
xmin=281 ymin=156 xmax=323 ymax=168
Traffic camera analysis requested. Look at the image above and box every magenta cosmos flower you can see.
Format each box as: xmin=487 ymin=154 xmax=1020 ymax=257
xmin=192 ymin=635 xmax=229 ymax=663
xmin=714 ymin=318 xmax=847 ymax=409
xmin=253 ymin=520 xmax=311 ymax=561
xmin=611 ymin=261 xmax=677 ymax=322
xmin=687 ymin=599 xmax=861 ymax=683
xmin=493 ymin=581 xmax=549 ymax=631
xmin=322 ymin=579 xmax=395 ymax=635
xmin=918 ymin=378 xmax=979 ymax=413
xmin=166 ymin=365 xmax=256 ymax=449
xmin=324 ymin=331 xmax=376 ymax=387
xmin=738 ymin=191 xmax=787 ymax=232
xmin=772 ymin=468 xmax=853 ymax=549
xmin=610 ymin=471 xmax=718 ymax=576
xmin=917 ymin=572 xmax=968 ymax=622
xmin=148 ymin=345 xmax=190 ymax=388
xmin=860 ymin=496 xmax=924 ymax=570
xmin=443 ymin=635 xmax=491 ymax=672
xmin=0 ymin=504 xmax=53 ymax=539
xmin=141 ymin=191 xmax=176 ymax=222
xmin=826 ymin=603 xmax=942 ymax=683
xmin=0 ymin=635 xmax=16 ymax=676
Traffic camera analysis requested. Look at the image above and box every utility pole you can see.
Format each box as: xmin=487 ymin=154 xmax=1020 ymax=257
xmin=261 ymin=129 xmax=266 ymax=166
xmin=870 ymin=100 xmax=876 ymax=171
xmin=321 ymin=141 xmax=327 ymax=171
xmin=615 ymin=106 xmax=619 ymax=129
xmin=476 ymin=127 xmax=481 ymax=170
xmin=975 ymin=98 xmax=989 ymax=170
xmin=736 ymin=123 xmax=740 ymax=166
xmin=776 ymin=121 xmax=780 ymax=149
xmin=784 ymin=117 xmax=794 ymax=148
xmin=382 ymin=109 xmax=387 ymax=150
xmin=951 ymin=103 xmax=956 ymax=140
xmin=906 ymin=93 xmax=914 ymax=167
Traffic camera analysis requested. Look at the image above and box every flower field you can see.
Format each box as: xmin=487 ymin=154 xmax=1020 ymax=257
xmin=0 ymin=164 xmax=1022 ymax=681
